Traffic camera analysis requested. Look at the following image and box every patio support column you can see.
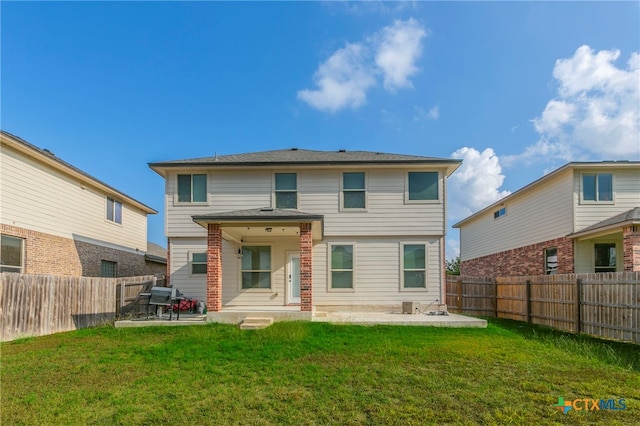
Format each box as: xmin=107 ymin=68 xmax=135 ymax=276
xmin=299 ymin=223 xmax=313 ymax=312
xmin=623 ymin=225 xmax=640 ymax=272
xmin=207 ymin=223 xmax=223 ymax=312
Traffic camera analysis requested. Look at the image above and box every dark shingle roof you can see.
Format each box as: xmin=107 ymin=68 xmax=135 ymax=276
xmin=192 ymin=208 xmax=324 ymax=223
xmin=150 ymin=148 xmax=459 ymax=167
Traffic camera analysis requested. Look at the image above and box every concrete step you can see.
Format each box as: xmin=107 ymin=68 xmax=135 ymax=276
xmin=239 ymin=317 xmax=274 ymax=330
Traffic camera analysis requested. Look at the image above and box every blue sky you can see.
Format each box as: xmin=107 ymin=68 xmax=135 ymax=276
xmin=2 ymin=1 xmax=639 ymax=257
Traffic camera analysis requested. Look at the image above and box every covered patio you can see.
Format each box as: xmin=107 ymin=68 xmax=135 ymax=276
xmin=191 ymin=208 xmax=324 ymax=315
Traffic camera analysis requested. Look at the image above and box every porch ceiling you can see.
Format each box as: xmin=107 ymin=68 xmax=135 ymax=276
xmin=192 ymin=208 xmax=324 ymax=240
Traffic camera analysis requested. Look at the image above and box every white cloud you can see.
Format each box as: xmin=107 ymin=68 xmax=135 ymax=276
xmin=373 ymin=18 xmax=426 ymax=92
xmin=298 ymin=19 xmax=426 ymax=112
xmin=507 ymin=45 xmax=640 ymax=165
xmin=448 ymin=147 xmax=511 ymax=223
xmin=297 ymin=43 xmax=376 ymax=113
xmin=414 ymin=105 xmax=439 ymax=121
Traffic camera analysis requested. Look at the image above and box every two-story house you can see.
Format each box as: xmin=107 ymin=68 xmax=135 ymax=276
xmin=0 ymin=130 xmax=165 ymax=277
xmin=454 ymin=161 xmax=640 ymax=277
xmin=149 ymin=149 xmax=461 ymax=318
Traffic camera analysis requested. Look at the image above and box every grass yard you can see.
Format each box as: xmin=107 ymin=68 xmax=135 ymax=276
xmin=1 ymin=318 xmax=639 ymax=425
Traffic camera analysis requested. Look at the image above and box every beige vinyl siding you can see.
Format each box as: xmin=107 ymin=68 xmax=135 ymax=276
xmin=301 ymin=169 xmax=446 ymax=236
xmin=166 ymin=168 xmax=448 ymax=238
xmin=1 ymin=144 xmax=147 ymax=251
xmin=312 ymin=237 xmax=442 ymax=307
xmin=460 ymin=169 xmax=574 ymax=261
xmin=168 ymin=237 xmax=208 ymax=301
xmin=573 ymin=168 xmax=640 ymax=231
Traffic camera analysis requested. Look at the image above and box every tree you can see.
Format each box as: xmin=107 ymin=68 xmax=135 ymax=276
xmin=446 ymin=256 xmax=460 ymax=275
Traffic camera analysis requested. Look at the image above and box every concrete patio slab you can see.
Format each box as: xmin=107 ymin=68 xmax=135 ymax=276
xmin=313 ymin=311 xmax=487 ymax=327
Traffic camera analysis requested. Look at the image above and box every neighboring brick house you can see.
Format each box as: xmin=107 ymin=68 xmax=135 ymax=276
xmin=149 ymin=148 xmax=461 ymax=317
xmin=453 ymin=162 xmax=640 ymax=277
xmin=0 ymin=130 xmax=165 ymax=277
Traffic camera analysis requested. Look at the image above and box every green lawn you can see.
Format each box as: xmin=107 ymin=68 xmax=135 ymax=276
xmin=1 ymin=318 xmax=638 ymax=425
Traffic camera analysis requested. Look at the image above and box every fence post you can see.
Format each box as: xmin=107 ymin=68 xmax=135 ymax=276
xmin=457 ymin=278 xmax=463 ymax=313
xmin=575 ymin=277 xmax=582 ymax=334
xmin=525 ymin=279 xmax=532 ymax=323
xmin=119 ymin=280 xmax=126 ymax=315
xmin=493 ymin=278 xmax=498 ymax=318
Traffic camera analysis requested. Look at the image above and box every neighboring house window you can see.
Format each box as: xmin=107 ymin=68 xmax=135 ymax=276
xmin=342 ymin=172 xmax=366 ymax=209
xmin=582 ymin=173 xmax=613 ymax=202
xmin=275 ymin=173 xmax=297 ymax=209
xmin=100 ymin=260 xmax=117 ymax=277
xmin=178 ymin=174 xmax=207 ymax=203
xmin=1 ymin=235 xmax=24 ymax=273
xmin=594 ymin=243 xmax=616 ymax=273
xmin=242 ymin=246 xmax=271 ymax=289
xmin=407 ymin=172 xmax=438 ymax=201
xmin=544 ymin=247 xmax=558 ymax=275
xmin=191 ymin=252 xmax=207 ymax=275
xmin=330 ymin=244 xmax=354 ymax=289
xmin=494 ymin=207 xmax=507 ymax=219
xmin=402 ymin=244 xmax=426 ymax=288
xmin=106 ymin=197 xmax=122 ymax=224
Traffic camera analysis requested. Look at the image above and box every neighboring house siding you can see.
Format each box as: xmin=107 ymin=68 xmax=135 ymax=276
xmin=165 ymin=168 xmax=447 ymax=238
xmin=573 ymin=168 xmax=640 ymax=231
xmin=460 ymin=169 xmax=574 ymax=261
xmin=1 ymin=224 xmax=164 ymax=277
xmin=1 ymin=144 xmax=148 ymax=252
xmin=461 ymin=236 xmax=574 ymax=277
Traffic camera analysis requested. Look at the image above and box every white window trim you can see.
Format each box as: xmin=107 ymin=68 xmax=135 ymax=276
xmin=340 ymin=171 xmax=367 ymax=212
xmin=400 ymin=242 xmax=428 ymax=291
xmin=238 ymin=244 xmax=273 ymax=292
xmin=1 ymin=234 xmax=25 ymax=273
xmin=493 ymin=206 xmax=507 ymax=220
xmin=188 ymin=250 xmax=208 ymax=277
xmin=405 ymin=171 xmax=441 ymax=204
xmin=105 ymin=196 xmax=123 ymax=226
xmin=327 ymin=242 xmax=356 ymax=292
xmin=580 ymin=173 xmax=615 ymax=205
xmin=174 ymin=173 xmax=210 ymax=206
xmin=272 ymin=173 xmax=299 ymax=210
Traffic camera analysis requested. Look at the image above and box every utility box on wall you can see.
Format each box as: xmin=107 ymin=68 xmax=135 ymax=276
xmin=402 ymin=301 xmax=419 ymax=314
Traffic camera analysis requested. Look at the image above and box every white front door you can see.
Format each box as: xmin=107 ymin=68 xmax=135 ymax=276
xmin=287 ymin=253 xmax=301 ymax=304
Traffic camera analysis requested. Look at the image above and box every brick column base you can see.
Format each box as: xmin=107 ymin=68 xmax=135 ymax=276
xmin=207 ymin=224 xmax=223 ymax=312
xmin=299 ymin=223 xmax=313 ymax=312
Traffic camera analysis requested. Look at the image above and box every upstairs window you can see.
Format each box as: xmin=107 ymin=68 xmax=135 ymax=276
xmin=402 ymin=244 xmax=426 ymax=288
xmin=275 ymin=173 xmax=297 ymax=209
xmin=178 ymin=174 xmax=207 ymax=203
xmin=106 ymin=197 xmax=122 ymax=224
xmin=494 ymin=207 xmax=507 ymax=219
xmin=1 ymin=235 xmax=24 ymax=273
xmin=342 ymin=172 xmax=366 ymax=209
xmin=242 ymin=246 xmax=271 ymax=289
xmin=408 ymin=172 xmax=438 ymax=201
xmin=544 ymin=247 xmax=558 ymax=275
xmin=582 ymin=173 xmax=613 ymax=202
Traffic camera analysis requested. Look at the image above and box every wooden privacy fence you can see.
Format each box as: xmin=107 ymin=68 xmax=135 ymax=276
xmin=446 ymin=272 xmax=640 ymax=344
xmin=1 ymin=273 xmax=161 ymax=342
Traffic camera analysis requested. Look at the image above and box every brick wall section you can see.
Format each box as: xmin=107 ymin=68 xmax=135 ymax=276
xmin=461 ymin=236 xmax=574 ymax=277
xmin=206 ymin=223 xmax=222 ymax=312
xmin=623 ymin=225 xmax=640 ymax=272
xmin=299 ymin=223 xmax=313 ymax=312
xmin=1 ymin=224 xmax=164 ymax=277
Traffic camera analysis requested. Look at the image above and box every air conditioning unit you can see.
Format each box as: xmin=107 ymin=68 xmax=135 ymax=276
xmin=402 ymin=301 xmax=419 ymax=314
